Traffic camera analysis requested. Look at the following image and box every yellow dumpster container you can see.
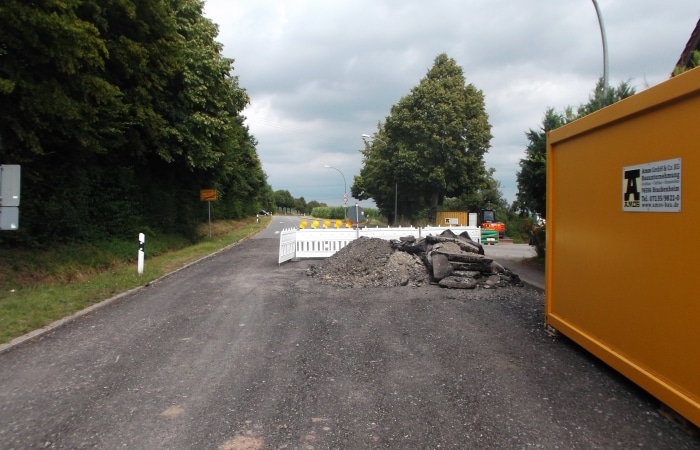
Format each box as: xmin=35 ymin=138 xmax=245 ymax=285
xmin=546 ymin=68 xmax=700 ymax=427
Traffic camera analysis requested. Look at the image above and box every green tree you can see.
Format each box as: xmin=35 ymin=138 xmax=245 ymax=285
xmin=304 ymin=200 xmax=323 ymax=215
xmin=158 ymin=0 xmax=250 ymax=171
xmin=577 ymin=78 xmax=635 ymax=117
xmin=137 ymin=0 xmax=259 ymax=231
xmin=443 ymin=168 xmax=507 ymax=213
xmin=0 ymin=0 xmax=133 ymax=242
xmin=274 ymin=190 xmax=295 ymax=214
xmin=0 ymin=0 xmax=125 ymax=157
xmin=515 ymin=108 xmax=567 ymax=218
xmin=293 ymin=197 xmax=307 ymax=215
xmin=0 ymin=0 xmax=270 ymax=245
xmin=353 ymin=54 xmax=492 ymax=223
xmin=515 ymin=78 xmax=636 ymax=218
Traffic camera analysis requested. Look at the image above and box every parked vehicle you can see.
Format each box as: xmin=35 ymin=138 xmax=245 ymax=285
xmin=481 ymin=208 xmax=506 ymax=238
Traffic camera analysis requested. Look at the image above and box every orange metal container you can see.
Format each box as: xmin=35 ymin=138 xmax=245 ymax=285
xmin=546 ymin=68 xmax=700 ymax=427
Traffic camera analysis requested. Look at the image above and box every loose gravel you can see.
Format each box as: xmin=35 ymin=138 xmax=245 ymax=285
xmin=306 ymin=237 xmax=430 ymax=288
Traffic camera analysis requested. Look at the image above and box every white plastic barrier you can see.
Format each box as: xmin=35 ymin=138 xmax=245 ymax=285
xmin=278 ymin=228 xmax=297 ymax=264
xmin=354 ymin=225 xmax=419 ymax=240
xmin=296 ymin=229 xmax=358 ymax=258
xmin=280 ymin=225 xmax=481 ymax=262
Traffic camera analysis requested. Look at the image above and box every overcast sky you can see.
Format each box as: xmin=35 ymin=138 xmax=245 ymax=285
xmin=202 ymin=0 xmax=699 ymax=209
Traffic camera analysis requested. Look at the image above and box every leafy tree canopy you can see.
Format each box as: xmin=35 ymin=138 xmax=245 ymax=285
xmin=353 ymin=53 xmax=493 ymax=223
xmin=514 ymin=108 xmax=567 ymax=218
xmin=0 ymin=0 xmax=270 ymax=245
xmin=442 ymin=168 xmax=508 ymax=214
xmin=515 ymin=78 xmax=636 ymax=218
xmin=274 ymin=190 xmax=296 ymax=211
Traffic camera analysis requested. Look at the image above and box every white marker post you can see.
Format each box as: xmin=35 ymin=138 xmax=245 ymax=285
xmin=138 ymin=233 xmax=145 ymax=275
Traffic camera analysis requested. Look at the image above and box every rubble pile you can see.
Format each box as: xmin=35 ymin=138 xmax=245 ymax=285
xmin=305 ymin=237 xmax=429 ymax=288
xmin=306 ymin=229 xmax=523 ymax=289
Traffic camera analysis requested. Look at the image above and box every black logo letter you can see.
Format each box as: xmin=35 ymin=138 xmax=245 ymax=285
xmin=624 ymin=169 xmax=640 ymax=201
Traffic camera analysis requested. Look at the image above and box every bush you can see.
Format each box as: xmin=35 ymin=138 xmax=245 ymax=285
xmin=531 ymin=225 xmax=546 ymax=258
xmin=311 ymin=206 xmax=382 ymax=223
xmin=310 ymin=206 xmax=345 ymax=219
xmin=504 ymin=215 xmax=532 ymax=242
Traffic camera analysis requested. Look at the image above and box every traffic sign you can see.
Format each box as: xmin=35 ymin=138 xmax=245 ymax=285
xmin=347 ymin=205 xmax=364 ymax=223
xmin=200 ymin=189 xmax=217 ymax=201
xmin=343 ymin=193 xmax=348 ymax=204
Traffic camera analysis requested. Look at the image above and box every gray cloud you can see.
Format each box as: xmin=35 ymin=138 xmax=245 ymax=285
xmin=205 ymin=0 xmax=699 ymax=208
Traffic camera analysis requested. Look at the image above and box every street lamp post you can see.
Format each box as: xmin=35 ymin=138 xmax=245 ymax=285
xmin=324 ymin=164 xmax=347 ymax=220
xmin=591 ymin=0 xmax=609 ymax=90
xmin=362 ymin=134 xmax=398 ymax=226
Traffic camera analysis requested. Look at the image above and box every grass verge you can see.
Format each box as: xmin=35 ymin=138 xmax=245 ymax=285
xmin=0 ymin=216 xmax=271 ymax=344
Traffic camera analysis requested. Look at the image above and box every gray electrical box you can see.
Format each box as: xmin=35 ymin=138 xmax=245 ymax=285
xmin=0 ymin=165 xmax=21 ymax=230
xmin=0 ymin=165 xmax=21 ymax=207
xmin=0 ymin=207 xmax=18 ymax=230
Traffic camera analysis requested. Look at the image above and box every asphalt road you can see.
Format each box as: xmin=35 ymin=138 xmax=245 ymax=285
xmin=0 ymin=219 xmax=698 ymax=449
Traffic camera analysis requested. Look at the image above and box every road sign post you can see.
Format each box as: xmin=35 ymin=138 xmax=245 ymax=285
xmin=137 ymin=233 xmax=145 ymax=275
xmin=200 ymin=189 xmax=217 ymax=238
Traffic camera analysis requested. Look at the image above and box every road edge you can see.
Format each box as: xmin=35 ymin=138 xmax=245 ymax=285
xmin=0 ymin=237 xmax=250 ymax=356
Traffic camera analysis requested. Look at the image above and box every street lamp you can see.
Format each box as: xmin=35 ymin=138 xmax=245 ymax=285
xmin=324 ymin=164 xmax=347 ymax=219
xmin=362 ymin=134 xmax=397 ymax=226
xmin=591 ymin=0 xmax=609 ymax=90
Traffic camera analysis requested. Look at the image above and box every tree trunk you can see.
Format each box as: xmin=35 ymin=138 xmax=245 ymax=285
xmin=429 ymin=189 xmax=440 ymax=222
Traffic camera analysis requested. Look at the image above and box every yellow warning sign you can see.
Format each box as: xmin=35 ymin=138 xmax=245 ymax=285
xmin=200 ymin=189 xmax=217 ymax=201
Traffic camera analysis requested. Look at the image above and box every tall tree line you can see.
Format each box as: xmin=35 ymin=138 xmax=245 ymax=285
xmin=0 ymin=0 xmax=273 ymax=245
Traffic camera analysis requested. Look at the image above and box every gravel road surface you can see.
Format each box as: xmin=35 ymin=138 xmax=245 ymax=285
xmin=0 ymin=229 xmax=698 ymax=449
